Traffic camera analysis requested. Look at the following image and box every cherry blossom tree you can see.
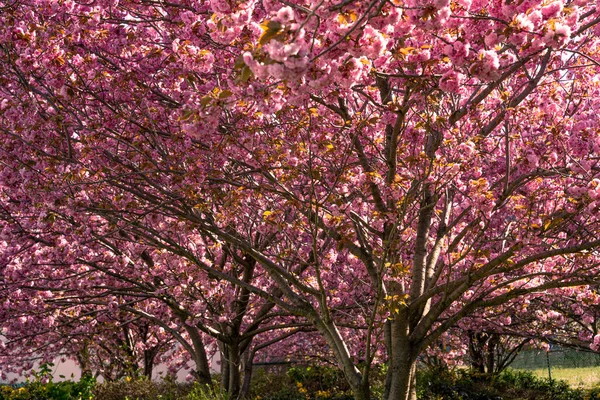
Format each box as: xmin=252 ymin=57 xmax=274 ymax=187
xmin=0 ymin=205 xmax=314 ymax=395
xmin=4 ymin=1 xmax=600 ymax=400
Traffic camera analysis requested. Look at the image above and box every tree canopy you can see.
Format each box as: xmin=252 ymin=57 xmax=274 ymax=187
xmin=3 ymin=1 xmax=600 ymax=399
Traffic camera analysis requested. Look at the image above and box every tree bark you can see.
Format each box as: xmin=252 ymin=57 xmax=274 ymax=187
xmin=75 ymin=346 xmax=93 ymax=379
xmin=312 ymin=318 xmax=370 ymax=400
xmin=219 ymin=342 xmax=230 ymax=393
xmin=185 ymin=325 xmax=212 ymax=387
xmin=387 ymin=349 xmax=417 ymax=400
xmin=354 ymin=384 xmax=371 ymax=400
xmin=227 ymin=342 xmax=241 ymax=399
xmin=143 ymin=348 xmax=155 ymax=379
xmin=486 ymin=334 xmax=500 ymax=374
xmin=468 ymin=332 xmax=487 ymax=373
xmin=386 ymin=315 xmax=418 ymax=400
xmin=240 ymin=347 xmax=254 ymax=400
xmin=383 ymin=320 xmax=393 ymax=400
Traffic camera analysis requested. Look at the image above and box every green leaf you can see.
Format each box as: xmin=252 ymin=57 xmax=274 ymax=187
xmin=241 ymin=65 xmax=253 ymax=82
xmin=180 ymin=109 xmax=195 ymax=121
xmin=218 ymin=90 xmax=233 ymax=99
xmin=200 ymin=96 xmax=212 ymax=107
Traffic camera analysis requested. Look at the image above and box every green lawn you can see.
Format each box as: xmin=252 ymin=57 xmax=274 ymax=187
xmin=514 ymin=367 xmax=600 ymax=389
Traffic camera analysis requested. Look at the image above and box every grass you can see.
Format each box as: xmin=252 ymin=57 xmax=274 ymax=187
xmin=513 ymin=366 xmax=600 ymax=389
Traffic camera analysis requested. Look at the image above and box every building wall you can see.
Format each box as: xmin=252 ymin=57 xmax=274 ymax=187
xmin=1 ymin=351 xmax=221 ymax=384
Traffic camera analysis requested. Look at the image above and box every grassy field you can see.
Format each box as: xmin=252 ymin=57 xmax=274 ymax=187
xmin=514 ymin=366 xmax=600 ymax=389
xmin=508 ymin=348 xmax=600 ymax=389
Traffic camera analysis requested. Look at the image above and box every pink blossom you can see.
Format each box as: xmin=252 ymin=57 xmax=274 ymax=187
xmin=541 ymin=1 xmax=564 ymax=19
xmin=439 ymin=70 xmax=463 ymax=93
xmin=470 ymin=50 xmax=500 ymax=81
xmin=275 ymin=6 xmax=294 ymax=23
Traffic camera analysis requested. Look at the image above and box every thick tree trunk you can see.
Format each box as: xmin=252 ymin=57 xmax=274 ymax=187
xmin=190 ymin=342 xmax=212 ymax=386
xmin=386 ymin=352 xmax=417 ymax=400
xmin=219 ymin=342 xmax=230 ymax=393
xmin=386 ymin=351 xmax=417 ymax=400
xmin=143 ymin=348 xmax=155 ymax=378
xmin=354 ymin=381 xmax=371 ymax=400
xmin=386 ymin=316 xmax=418 ymax=400
xmin=468 ymin=332 xmax=487 ymax=373
xmin=182 ymin=325 xmax=212 ymax=386
xmin=486 ymin=334 xmax=500 ymax=374
xmin=219 ymin=341 xmax=242 ymax=398
xmin=240 ymin=348 xmax=253 ymax=400
xmin=227 ymin=343 xmax=241 ymax=399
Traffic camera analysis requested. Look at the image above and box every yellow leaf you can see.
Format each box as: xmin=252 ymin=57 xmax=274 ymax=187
xmin=337 ymin=11 xmax=357 ymax=24
xmin=258 ymin=20 xmax=283 ymax=46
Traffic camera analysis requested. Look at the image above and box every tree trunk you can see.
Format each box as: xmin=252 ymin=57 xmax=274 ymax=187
xmin=312 ymin=319 xmax=370 ymax=400
xmin=219 ymin=341 xmax=243 ymax=398
xmin=486 ymin=334 xmax=500 ymax=374
xmin=219 ymin=342 xmax=230 ymax=393
xmin=352 ymin=381 xmax=371 ymax=400
xmin=383 ymin=320 xmax=393 ymax=400
xmin=385 ymin=316 xmax=418 ymax=400
xmin=183 ymin=324 xmax=212 ymax=387
xmin=75 ymin=347 xmax=93 ymax=379
xmin=386 ymin=352 xmax=417 ymax=400
xmin=227 ymin=342 xmax=241 ymax=399
xmin=143 ymin=348 xmax=155 ymax=379
xmin=240 ymin=348 xmax=253 ymax=400
xmin=468 ymin=332 xmax=487 ymax=373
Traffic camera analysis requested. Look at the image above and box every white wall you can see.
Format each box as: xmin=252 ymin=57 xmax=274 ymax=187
xmin=1 ymin=351 xmax=221 ymax=384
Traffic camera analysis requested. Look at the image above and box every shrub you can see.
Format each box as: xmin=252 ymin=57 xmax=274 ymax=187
xmin=92 ymin=377 xmax=192 ymax=400
xmin=248 ymin=368 xmax=302 ymax=400
xmin=415 ymin=367 xmax=591 ymax=400
xmin=287 ymin=365 xmax=352 ymax=399
xmin=182 ymin=383 xmax=228 ymax=400
xmin=0 ymin=378 xmax=95 ymax=400
xmin=249 ymin=365 xmax=355 ymax=400
xmin=0 ymin=363 xmax=95 ymax=400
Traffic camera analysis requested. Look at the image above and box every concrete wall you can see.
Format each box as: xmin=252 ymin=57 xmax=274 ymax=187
xmin=1 ymin=352 xmax=221 ymax=384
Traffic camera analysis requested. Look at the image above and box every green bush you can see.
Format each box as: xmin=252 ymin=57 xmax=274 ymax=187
xmin=248 ymin=365 xmax=355 ymax=400
xmin=247 ymin=368 xmax=302 ymax=400
xmin=182 ymin=383 xmax=228 ymax=400
xmin=9 ymin=362 xmax=600 ymax=400
xmin=0 ymin=378 xmax=95 ymax=399
xmin=415 ymin=367 xmax=592 ymax=400
xmin=415 ymin=366 xmax=501 ymax=400
xmin=491 ymin=369 xmax=582 ymax=400
xmin=92 ymin=377 xmax=192 ymax=400
xmin=0 ymin=363 xmax=95 ymax=400
xmin=287 ymin=365 xmax=352 ymax=399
